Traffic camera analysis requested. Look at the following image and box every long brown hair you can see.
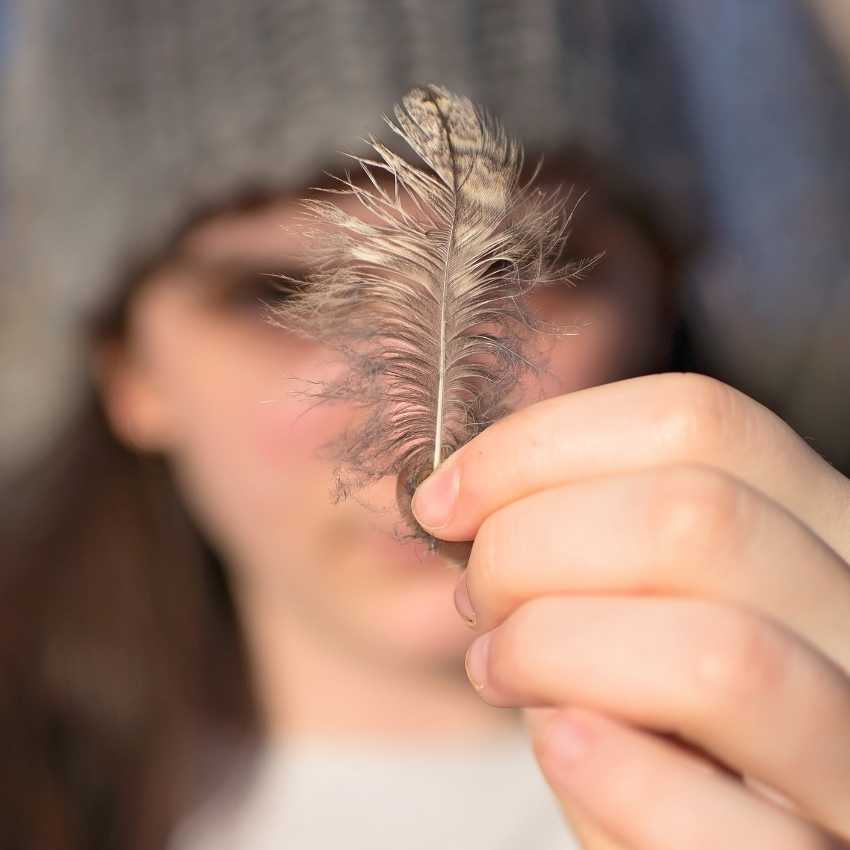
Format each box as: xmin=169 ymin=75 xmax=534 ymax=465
xmin=0 ymin=375 xmax=260 ymax=850
xmin=0 ymin=181 xmax=338 ymax=850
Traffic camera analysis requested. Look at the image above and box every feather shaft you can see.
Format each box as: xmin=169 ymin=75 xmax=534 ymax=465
xmin=263 ymin=84 xmax=599 ymax=546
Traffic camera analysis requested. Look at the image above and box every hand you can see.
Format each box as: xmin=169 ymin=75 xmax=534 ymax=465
xmin=412 ymin=372 xmax=850 ymax=849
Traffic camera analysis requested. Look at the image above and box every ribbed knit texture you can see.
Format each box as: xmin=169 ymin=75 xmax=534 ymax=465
xmin=2 ymin=0 xmax=850 ymax=475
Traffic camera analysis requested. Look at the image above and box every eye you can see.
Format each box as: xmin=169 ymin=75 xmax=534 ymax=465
xmin=218 ymin=272 xmax=301 ymax=314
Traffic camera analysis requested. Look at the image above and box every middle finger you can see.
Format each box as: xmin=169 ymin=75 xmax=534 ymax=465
xmin=461 ymin=463 xmax=850 ymax=672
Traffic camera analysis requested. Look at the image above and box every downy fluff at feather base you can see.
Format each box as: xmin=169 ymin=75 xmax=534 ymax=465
xmin=263 ymin=83 xmax=599 ymax=547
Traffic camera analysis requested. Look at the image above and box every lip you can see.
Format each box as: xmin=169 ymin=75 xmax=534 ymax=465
xmin=365 ymin=523 xmax=446 ymax=569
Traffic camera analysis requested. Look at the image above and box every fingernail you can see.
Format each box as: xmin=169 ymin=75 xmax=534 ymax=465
xmin=464 ymin=633 xmax=490 ymax=691
xmin=412 ymin=465 xmax=460 ymax=530
xmin=454 ymin=573 xmax=476 ymax=627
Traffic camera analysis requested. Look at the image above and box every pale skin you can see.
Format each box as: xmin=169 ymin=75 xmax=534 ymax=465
xmin=93 ymin=168 xmax=850 ymax=847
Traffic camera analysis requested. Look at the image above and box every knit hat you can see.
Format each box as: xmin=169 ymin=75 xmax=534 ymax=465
xmin=2 ymin=0 xmax=850 ymax=479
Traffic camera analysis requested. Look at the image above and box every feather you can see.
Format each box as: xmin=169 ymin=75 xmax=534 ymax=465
xmin=263 ymin=83 xmax=598 ymax=550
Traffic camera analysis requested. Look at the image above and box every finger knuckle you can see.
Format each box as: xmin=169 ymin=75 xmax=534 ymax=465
xmin=469 ymin=512 xmax=512 ymax=609
xmin=486 ymin=618 xmax=527 ymax=696
xmin=647 ymin=466 xmax=745 ymax=561
xmin=656 ymin=373 xmax=742 ymax=461
xmin=692 ymin=609 xmax=790 ymax=717
xmin=486 ymin=601 xmax=547 ymax=696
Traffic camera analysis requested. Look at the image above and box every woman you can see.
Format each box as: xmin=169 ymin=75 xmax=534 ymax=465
xmin=2 ymin=2 xmax=850 ymax=849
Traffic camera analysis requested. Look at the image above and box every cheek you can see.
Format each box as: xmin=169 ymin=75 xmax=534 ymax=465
xmin=503 ymin=294 xmax=625 ymax=406
xmin=153 ymin=320 xmax=355 ymax=559
xmin=519 ymin=263 xmax=666 ymax=400
xmin=250 ymin=372 xmax=352 ymax=470
xmin=542 ymin=293 xmax=647 ymax=390
xmin=192 ymin=328 xmax=347 ymax=462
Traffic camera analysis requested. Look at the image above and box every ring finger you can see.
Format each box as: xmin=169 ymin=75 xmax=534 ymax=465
xmin=464 ymin=594 xmax=850 ymax=838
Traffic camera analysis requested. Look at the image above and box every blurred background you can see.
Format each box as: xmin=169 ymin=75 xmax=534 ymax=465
xmin=811 ymin=0 xmax=850 ymax=78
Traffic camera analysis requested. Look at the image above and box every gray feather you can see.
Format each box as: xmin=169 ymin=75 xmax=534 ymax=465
xmin=263 ymin=84 xmax=597 ymax=545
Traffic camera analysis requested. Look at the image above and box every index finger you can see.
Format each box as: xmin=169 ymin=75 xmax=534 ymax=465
xmin=410 ymin=372 xmax=850 ymax=553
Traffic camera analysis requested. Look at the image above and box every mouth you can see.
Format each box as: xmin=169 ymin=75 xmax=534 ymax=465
xmin=367 ymin=525 xmax=442 ymax=564
xmin=354 ymin=517 xmax=460 ymax=573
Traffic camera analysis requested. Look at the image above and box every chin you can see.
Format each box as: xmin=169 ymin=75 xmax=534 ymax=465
xmin=364 ymin=555 xmax=475 ymax=665
xmin=312 ymin=510 xmax=476 ymax=664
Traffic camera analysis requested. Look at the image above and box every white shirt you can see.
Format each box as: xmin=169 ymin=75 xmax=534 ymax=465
xmin=169 ymin=728 xmax=580 ymax=850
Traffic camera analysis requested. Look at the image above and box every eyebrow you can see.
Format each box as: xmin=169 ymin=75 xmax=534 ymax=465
xmin=168 ymin=251 xmax=312 ymax=289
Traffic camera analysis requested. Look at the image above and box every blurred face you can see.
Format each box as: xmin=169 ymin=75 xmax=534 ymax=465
xmin=96 ymin=168 xmax=672 ymax=674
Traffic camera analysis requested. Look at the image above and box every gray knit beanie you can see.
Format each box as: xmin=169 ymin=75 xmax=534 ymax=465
xmin=2 ymin=0 xmax=850 ymax=478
